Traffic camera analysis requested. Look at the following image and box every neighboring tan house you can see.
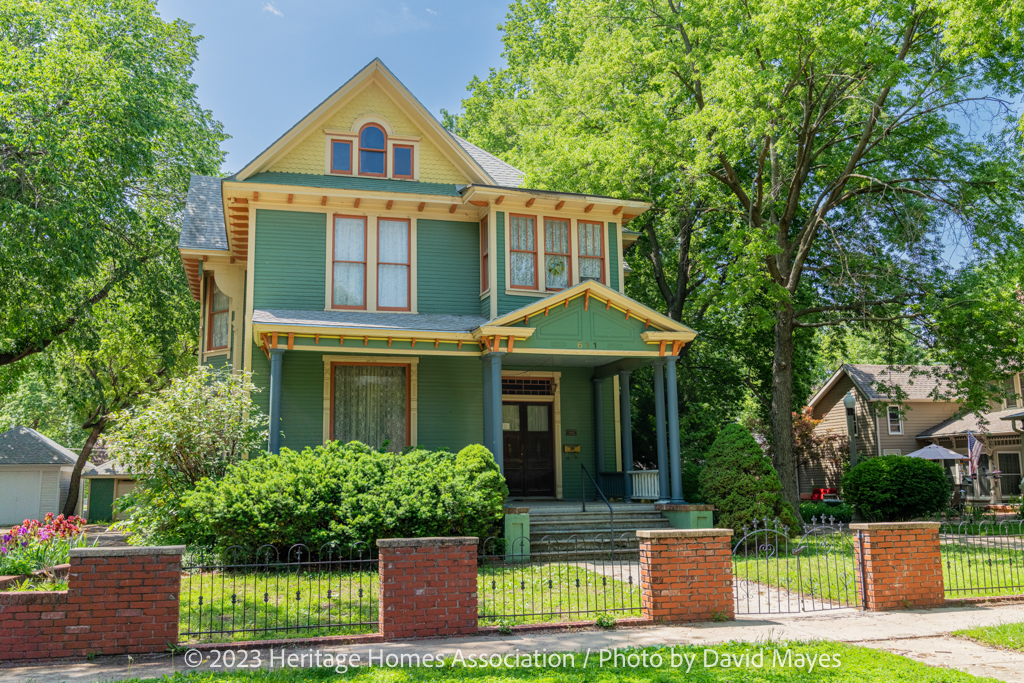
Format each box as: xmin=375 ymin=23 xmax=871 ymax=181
xmin=809 ymin=364 xmax=1024 ymax=502
xmin=81 ymin=461 xmax=136 ymax=523
xmin=176 ymin=59 xmax=697 ymax=504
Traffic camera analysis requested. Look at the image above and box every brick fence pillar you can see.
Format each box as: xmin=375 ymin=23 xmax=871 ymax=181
xmin=377 ymin=537 xmax=477 ymax=640
xmin=637 ymin=528 xmax=734 ymax=623
xmin=850 ymin=522 xmax=944 ymax=611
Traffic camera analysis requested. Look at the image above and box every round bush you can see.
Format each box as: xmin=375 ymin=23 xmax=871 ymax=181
xmin=842 ymin=455 xmax=948 ymax=522
xmin=698 ymin=423 xmax=801 ymax=536
xmin=179 ymin=442 xmax=508 ymax=553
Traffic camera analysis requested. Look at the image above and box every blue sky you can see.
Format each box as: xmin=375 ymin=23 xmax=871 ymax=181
xmin=155 ymin=0 xmax=510 ymax=173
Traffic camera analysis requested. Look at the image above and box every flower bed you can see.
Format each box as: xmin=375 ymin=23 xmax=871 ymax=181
xmin=0 ymin=513 xmax=88 ymax=584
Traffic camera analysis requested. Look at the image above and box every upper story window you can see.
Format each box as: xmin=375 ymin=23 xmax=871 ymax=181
xmin=330 ymin=140 xmax=352 ymax=174
xmin=480 ymin=217 xmax=489 ymax=293
xmin=578 ymin=221 xmax=605 ymax=283
xmin=393 ymin=145 xmax=414 ymax=179
xmin=887 ymin=406 xmax=903 ymax=435
xmin=359 ymin=124 xmax=387 ymax=176
xmin=378 ymin=218 xmax=410 ymax=311
xmin=207 ymin=278 xmax=229 ymax=351
xmin=333 ymin=215 xmax=366 ymax=309
xmin=1004 ymin=375 xmax=1020 ymax=409
xmin=509 ymin=215 xmax=537 ymax=289
xmin=544 ymin=218 xmax=570 ymax=290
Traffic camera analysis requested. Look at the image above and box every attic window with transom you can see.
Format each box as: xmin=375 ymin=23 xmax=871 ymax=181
xmin=359 ymin=124 xmax=387 ymax=176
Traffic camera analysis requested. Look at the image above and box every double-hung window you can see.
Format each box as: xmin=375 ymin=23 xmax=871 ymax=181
xmin=887 ymin=406 xmax=903 ymax=435
xmin=359 ymin=124 xmax=387 ymax=176
xmin=578 ymin=221 xmax=605 ymax=283
xmin=207 ymin=278 xmax=229 ymax=351
xmin=480 ymin=217 xmax=489 ymax=292
xmin=509 ymin=215 xmax=537 ymax=289
xmin=378 ymin=218 xmax=410 ymax=310
xmin=333 ymin=215 xmax=366 ymax=309
xmin=544 ymin=218 xmax=570 ymax=290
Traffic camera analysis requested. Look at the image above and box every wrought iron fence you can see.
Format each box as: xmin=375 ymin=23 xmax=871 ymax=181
xmin=179 ymin=543 xmax=378 ymax=643
xmin=732 ymin=516 xmax=860 ymax=614
xmin=940 ymin=519 xmax=1024 ymax=598
xmin=478 ymin=535 xmax=642 ymax=625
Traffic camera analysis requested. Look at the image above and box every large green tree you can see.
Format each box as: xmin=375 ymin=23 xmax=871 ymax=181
xmin=0 ymin=0 xmax=224 ymax=365
xmin=446 ymin=0 xmax=1024 ymax=515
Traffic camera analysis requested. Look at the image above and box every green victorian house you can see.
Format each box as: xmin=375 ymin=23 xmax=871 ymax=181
xmin=178 ymin=59 xmax=696 ymax=504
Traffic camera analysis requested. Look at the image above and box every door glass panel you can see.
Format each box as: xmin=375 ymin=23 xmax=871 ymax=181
xmin=502 ymin=404 xmax=520 ymax=431
xmin=527 ymin=405 xmax=549 ymax=432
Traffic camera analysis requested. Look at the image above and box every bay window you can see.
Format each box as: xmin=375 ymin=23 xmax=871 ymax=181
xmin=333 ymin=215 xmax=366 ymax=309
xmin=510 ymin=214 xmax=537 ymax=289
xmin=377 ymin=218 xmax=410 ymax=310
xmin=544 ymin=218 xmax=570 ymax=290
xmin=480 ymin=217 xmax=489 ymax=292
xmin=207 ymin=278 xmax=229 ymax=351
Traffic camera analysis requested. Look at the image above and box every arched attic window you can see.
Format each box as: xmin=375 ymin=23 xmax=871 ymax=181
xmin=359 ymin=123 xmax=387 ymax=176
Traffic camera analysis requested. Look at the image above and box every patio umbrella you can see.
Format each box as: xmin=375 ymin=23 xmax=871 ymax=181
xmin=904 ymin=443 xmax=969 ymax=460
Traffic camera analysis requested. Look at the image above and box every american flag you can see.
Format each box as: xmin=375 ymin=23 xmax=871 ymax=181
xmin=967 ymin=432 xmax=984 ymax=475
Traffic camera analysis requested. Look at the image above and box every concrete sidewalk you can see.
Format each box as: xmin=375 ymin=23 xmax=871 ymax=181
xmin=3 ymin=604 xmax=1024 ymax=683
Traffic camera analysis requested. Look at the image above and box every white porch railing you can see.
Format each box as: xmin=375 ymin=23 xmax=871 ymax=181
xmin=629 ymin=470 xmax=660 ymax=500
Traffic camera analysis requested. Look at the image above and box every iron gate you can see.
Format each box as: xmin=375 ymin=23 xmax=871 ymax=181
xmin=732 ymin=516 xmax=860 ymax=614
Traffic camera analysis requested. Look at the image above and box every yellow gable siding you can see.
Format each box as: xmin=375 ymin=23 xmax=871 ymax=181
xmin=267 ymin=82 xmax=468 ymax=184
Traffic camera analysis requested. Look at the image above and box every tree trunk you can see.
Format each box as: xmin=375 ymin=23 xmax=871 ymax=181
xmin=62 ymin=417 xmax=107 ymax=518
xmin=770 ymin=303 xmax=803 ymax=522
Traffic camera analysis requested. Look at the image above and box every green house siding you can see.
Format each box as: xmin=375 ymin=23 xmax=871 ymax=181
xmin=417 ymin=219 xmax=481 ymax=316
xmin=249 ymin=346 xmax=324 ymax=452
xmin=253 ymin=209 xmax=326 ymax=311
xmin=480 ymin=294 xmax=490 ymax=318
xmin=513 ymin=295 xmax=652 ymax=354
xmin=554 ymin=366 xmax=600 ymax=501
xmin=417 ymin=356 xmax=484 ymax=449
xmin=608 ymin=222 xmax=619 ymax=291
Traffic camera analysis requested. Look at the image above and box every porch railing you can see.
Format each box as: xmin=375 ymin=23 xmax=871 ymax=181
xmin=629 ymin=470 xmax=660 ymax=500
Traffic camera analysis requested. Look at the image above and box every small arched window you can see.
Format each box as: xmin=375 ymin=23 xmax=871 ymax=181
xmin=359 ymin=124 xmax=387 ymax=176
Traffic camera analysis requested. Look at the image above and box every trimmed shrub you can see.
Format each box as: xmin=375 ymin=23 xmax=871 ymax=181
xmin=842 ymin=455 xmax=947 ymax=522
xmin=698 ymin=424 xmax=801 ymax=536
xmin=800 ymin=501 xmax=854 ymax=524
xmin=180 ymin=442 xmax=508 ymax=553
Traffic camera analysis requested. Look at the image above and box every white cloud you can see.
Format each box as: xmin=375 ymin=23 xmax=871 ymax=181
xmin=262 ymin=2 xmax=283 ymax=17
xmin=426 ymin=8 xmax=438 ymax=14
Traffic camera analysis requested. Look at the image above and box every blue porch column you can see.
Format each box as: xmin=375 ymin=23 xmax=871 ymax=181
xmin=666 ymin=355 xmax=685 ymax=503
xmin=619 ymin=370 xmax=633 ymax=503
xmin=592 ymin=378 xmax=605 ymax=474
xmin=482 ymin=352 xmax=505 ymax=473
xmin=652 ymin=360 xmax=670 ymax=503
xmin=268 ymin=348 xmax=285 ymax=454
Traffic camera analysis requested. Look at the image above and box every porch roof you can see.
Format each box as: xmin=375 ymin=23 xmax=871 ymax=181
xmin=917 ymin=406 xmax=1022 ymax=439
xmin=253 ymin=309 xmax=488 ymax=334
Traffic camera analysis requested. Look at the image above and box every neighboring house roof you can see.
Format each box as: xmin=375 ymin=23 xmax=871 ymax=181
xmin=809 ymin=363 xmax=952 ymax=407
xmin=83 ymin=461 xmax=134 ymax=478
xmin=179 ymin=175 xmax=227 ymax=251
xmin=253 ymin=309 xmax=489 ymax=334
xmin=451 ymin=135 xmax=524 ymax=188
xmin=0 ymin=427 xmax=79 ymax=467
xmin=240 ymin=172 xmax=462 ymax=197
xmin=917 ymin=407 xmax=1022 ymax=438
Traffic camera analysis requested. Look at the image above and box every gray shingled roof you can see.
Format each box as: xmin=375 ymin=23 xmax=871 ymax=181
xmin=240 ymin=172 xmax=462 ymax=196
xmin=452 ymin=135 xmax=524 ymax=188
xmin=179 ymin=175 xmax=228 ymax=251
xmin=918 ymin=407 xmax=1021 ymax=438
xmin=844 ymin=364 xmax=951 ymax=401
xmin=0 ymin=427 xmax=79 ymax=466
xmin=253 ymin=309 xmax=489 ymax=333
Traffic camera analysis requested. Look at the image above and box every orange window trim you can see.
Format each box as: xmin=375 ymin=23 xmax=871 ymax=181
xmin=329 ymin=138 xmax=353 ymax=175
xmin=358 ymin=123 xmax=387 ymax=177
xmin=206 ymin=277 xmax=229 ymax=351
xmin=480 ymin=216 xmax=489 ymax=293
xmin=328 ymin=361 xmax=412 ymax=446
xmin=543 ymin=215 xmax=572 ymax=291
xmin=377 ymin=217 xmax=411 ymax=312
xmin=392 ymin=144 xmax=414 ymax=179
xmin=332 ymin=214 xmax=368 ymax=310
xmin=578 ymin=220 xmax=607 ymax=285
xmin=509 ymin=213 xmax=539 ymax=290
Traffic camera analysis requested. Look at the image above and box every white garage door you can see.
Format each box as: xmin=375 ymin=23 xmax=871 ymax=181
xmin=0 ymin=471 xmax=42 ymax=525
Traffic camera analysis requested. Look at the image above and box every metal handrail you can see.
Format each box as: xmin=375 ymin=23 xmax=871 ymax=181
xmin=581 ymin=464 xmax=614 ymax=546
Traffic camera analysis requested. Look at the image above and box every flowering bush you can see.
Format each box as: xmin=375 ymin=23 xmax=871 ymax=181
xmin=0 ymin=513 xmax=88 ymax=577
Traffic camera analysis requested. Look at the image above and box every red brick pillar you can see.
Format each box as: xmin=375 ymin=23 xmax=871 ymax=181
xmin=377 ymin=537 xmax=478 ymax=640
xmin=851 ymin=522 xmax=944 ymax=611
xmin=637 ymin=529 xmax=735 ymax=623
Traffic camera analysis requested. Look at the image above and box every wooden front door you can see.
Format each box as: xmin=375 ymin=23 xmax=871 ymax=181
xmin=502 ymin=402 xmax=555 ymax=497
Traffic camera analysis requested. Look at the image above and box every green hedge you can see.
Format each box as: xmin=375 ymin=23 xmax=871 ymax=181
xmin=842 ymin=455 xmax=947 ymax=522
xmin=800 ymin=501 xmax=854 ymax=524
xmin=180 ymin=442 xmax=508 ymax=553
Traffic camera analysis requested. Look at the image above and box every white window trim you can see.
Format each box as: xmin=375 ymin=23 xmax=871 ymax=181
xmin=887 ymin=406 xmax=903 ymax=435
xmin=321 ymin=355 xmax=419 ymax=446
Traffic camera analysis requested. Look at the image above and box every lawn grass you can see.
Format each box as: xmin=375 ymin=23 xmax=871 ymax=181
xmin=477 ymin=562 xmax=641 ymax=625
xmin=127 ymin=642 xmax=1000 ymax=682
xmin=954 ymin=622 xmax=1024 ymax=651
